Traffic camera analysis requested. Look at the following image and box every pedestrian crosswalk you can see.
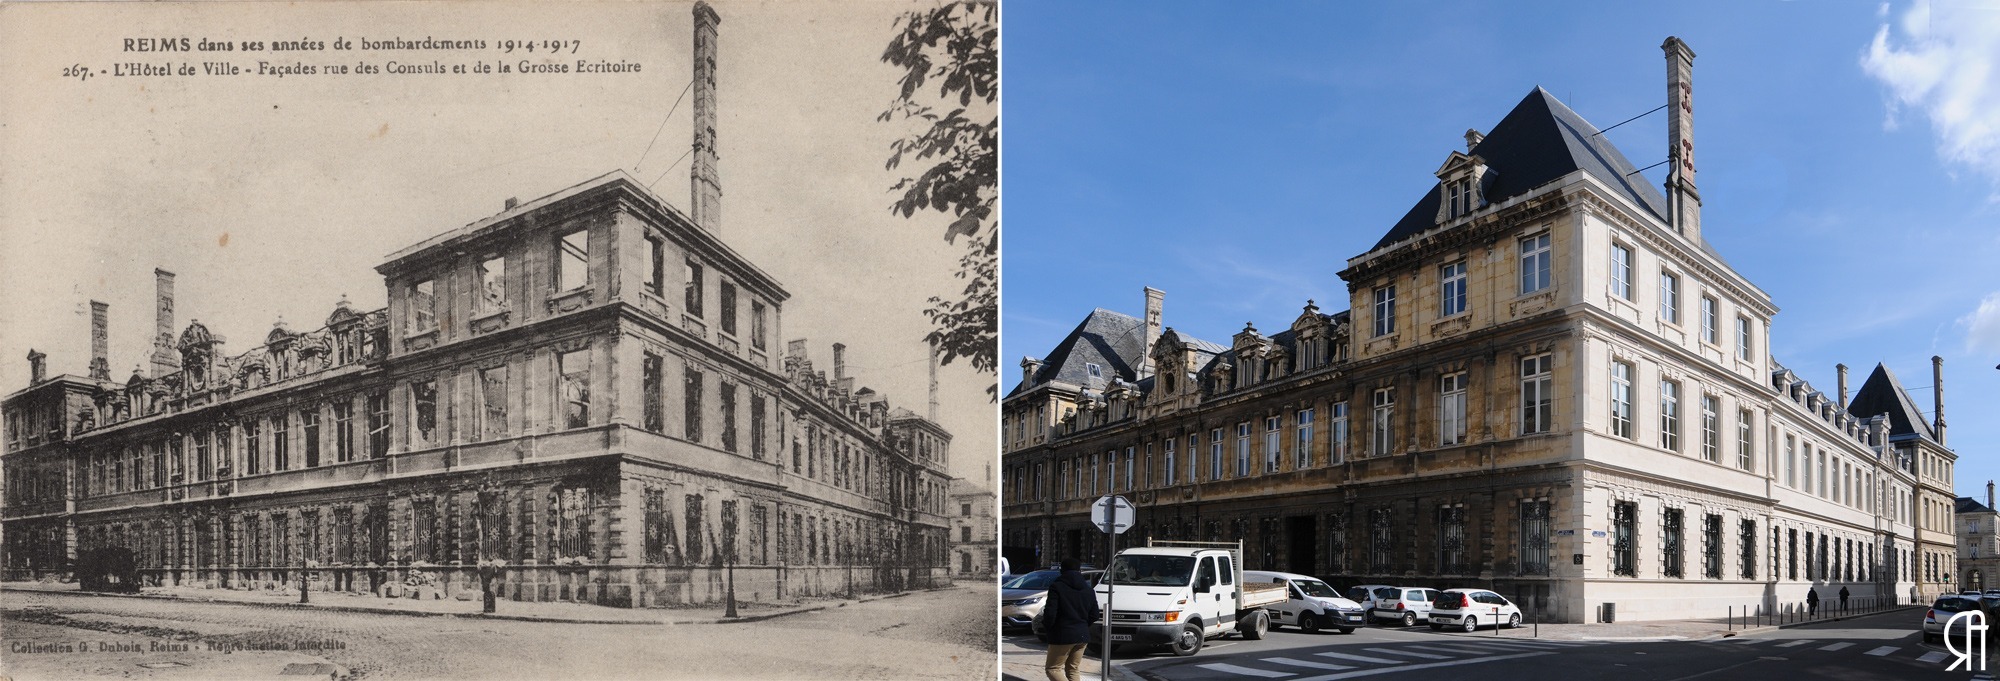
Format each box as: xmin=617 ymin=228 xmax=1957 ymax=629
xmin=1182 ymin=634 xmax=1967 ymax=679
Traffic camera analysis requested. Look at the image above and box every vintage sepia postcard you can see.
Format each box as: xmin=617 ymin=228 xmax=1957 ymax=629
xmin=0 ymin=1 xmax=999 ymax=679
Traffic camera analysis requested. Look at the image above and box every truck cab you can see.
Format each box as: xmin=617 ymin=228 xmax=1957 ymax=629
xmin=1097 ymin=540 xmax=1284 ymax=656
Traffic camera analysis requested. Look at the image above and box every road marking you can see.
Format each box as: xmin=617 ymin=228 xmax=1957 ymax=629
xmin=1361 ymin=648 xmax=1454 ymax=660
xmin=1916 ymin=651 xmax=1948 ymax=664
xmin=1724 ymin=637 xmax=1765 ymax=644
xmin=1197 ymin=663 xmax=1295 ymax=678
xmin=1426 ymin=644 xmax=1518 ymax=655
xmin=1447 ymin=640 xmax=1553 ymax=651
xmin=1263 ymin=658 xmax=1355 ymax=671
xmin=1485 ymin=639 xmax=1583 ymax=648
xmin=1817 ymin=642 xmax=1853 ymax=651
xmin=1774 ymin=640 xmax=1810 ymax=648
xmin=1312 ymin=651 xmax=1404 ymax=664
xmin=1286 ymin=651 xmax=1553 ymax=681
xmin=1864 ymin=646 xmax=1899 ymax=656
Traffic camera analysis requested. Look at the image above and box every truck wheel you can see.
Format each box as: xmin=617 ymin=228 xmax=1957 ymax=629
xmin=1402 ymin=612 xmax=1417 ymax=627
xmin=1299 ymin=612 xmax=1322 ymax=634
xmin=1171 ymin=623 xmax=1205 ymax=656
xmin=1241 ymin=610 xmax=1270 ymax=640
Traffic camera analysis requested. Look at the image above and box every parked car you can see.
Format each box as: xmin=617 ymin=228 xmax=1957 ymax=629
xmin=1245 ymin=571 xmax=1367 ymax=634
xmin=1023 ymin=570 xmax=1104 ymax=640
xmin=1001 ymin=570 xmax=1063 ymax=631
xmin=1429 ymin=589 xmax=1523 ymax=632
xmin=1368 ymin=586 xmax=1441 ymax=626
xmin=1924 ymin=595 xmax=1984 ymax=644
xmin=1345 ymin=584 xmax=1394 ymax=614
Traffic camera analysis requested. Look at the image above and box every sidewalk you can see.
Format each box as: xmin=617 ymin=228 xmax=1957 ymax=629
xmin=1420 ymin=605 xmax=1923 ymax=642
xmin=2 ymin=579 xmax=938 ymax=625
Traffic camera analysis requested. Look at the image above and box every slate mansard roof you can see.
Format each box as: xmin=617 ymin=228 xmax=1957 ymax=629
xmin=1845 ymin=363 xmax=1938 ymax=443
xmin=1373 ymin=87 xmax=1671 ymax=252
xmin=1010 ymin=308 xmax=1147 ymax=397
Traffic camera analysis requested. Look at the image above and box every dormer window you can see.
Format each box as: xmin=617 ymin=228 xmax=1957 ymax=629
xmin=1447 ymin=178 xmax=1474 ymax=218
xmin=1086 ymin=363 xmax=1102 ymax=379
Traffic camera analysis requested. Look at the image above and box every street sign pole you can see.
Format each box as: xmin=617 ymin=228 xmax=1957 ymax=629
xmin=1102 ymin=496 xmax=1116 ymax=681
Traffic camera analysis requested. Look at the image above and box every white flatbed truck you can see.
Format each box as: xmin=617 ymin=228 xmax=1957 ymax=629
xmin=1096 ymin=539 xmax=1288 ymax=656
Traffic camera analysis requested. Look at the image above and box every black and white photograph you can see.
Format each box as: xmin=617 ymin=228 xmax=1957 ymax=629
xmin=0 ymin=1 xmax=998 ymax=679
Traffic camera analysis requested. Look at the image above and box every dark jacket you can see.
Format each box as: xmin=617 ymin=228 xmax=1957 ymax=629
xmin=1044 ymin=570 xmax=1102 ymax=645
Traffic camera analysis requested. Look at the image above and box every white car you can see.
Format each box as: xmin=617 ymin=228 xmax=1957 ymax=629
xmin=1429 ymin=588 xmax=1522 ymax=632
xmin=1345 ymin=584 xmax=1394 ymax=614
xmin=1246 ymin=571 xmax=1367 ymax=634
xmin=1367 ymin=586 xmax=1441 ymax=626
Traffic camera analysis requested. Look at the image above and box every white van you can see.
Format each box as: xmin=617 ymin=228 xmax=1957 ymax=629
xmin=1098 ymin=540 xmax=1286 ymax=656
xmin=1244 ymin=570 xmax=1368 ymax=634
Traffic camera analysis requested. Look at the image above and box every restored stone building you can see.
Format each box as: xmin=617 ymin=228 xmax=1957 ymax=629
xmin=1957 ymin=483 xmax=1999 ymax=591
xmin=0 ymin=2 xmax=954 ymax=608
xmin=949 ymin=474 xmax=996 ymax=579
xmin=1000 ymin=38 xmax=1955 ymax=622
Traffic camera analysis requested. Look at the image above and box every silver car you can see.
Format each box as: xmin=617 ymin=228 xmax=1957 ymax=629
xmin=1369 ymin=586 xmax=1441 ymax=626
xmin=1000 ymin=570 xmax=1062 ymax=630
xmin=1923 ymin=595 xmax=1983 ymax=644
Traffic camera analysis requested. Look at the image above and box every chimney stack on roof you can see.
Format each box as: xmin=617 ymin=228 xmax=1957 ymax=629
xmin=1932 ymin=355 xmax=1947 ymax=446
xmin=690 ymin=1 xmax=724 ymax=234
xmin=150 ymin=269 xmax=179 ymax=378
xmin=1464 ymin=128 xmax=1484 ymax=151
xmin=1021 ymin=356 xmax=1043 ymax=388
xmin=928 ymin=339 xmax=941 ymax=422
xmin=26 ymin=349 xmax=46 ymax=385
xmin=1836 ymin=363 xmax=1849 ymax=412
xmin=90 ymin=301 xmax=111 ymax=381
xmin=1141 ymin=287 xmax=1164 ymax=378
xmin=831 ymin=342 xmax=847 ymax=383
xmin=1662 ymin=36 xmax=1701 ymax=244
xmin=1987 ymin=480 xmax=1993 ymax=510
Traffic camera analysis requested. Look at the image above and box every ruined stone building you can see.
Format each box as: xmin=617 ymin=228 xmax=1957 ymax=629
xmin=0 ymin=2 xmax=954 ymax=607
xmin=1000 ymin=38 xmax=1956 ymax=622
xmin=949 ymin=472 xmax=997 ymax=579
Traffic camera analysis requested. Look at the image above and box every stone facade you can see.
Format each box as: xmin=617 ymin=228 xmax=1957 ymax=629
xmin=1000 ymin=38 xmax=1955 ymax=623
xmin=949 ymin=476 xmax=996 ymax=578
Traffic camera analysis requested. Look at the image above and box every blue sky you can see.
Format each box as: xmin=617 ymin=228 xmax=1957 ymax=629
xmin=1001 ymin=0 xmax=2000 ymax=498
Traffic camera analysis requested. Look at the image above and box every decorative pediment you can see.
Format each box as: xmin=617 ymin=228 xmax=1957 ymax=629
xmin=326 ymin=295 xmax=360 ymax=327
xmin=1291 ymin=300 xmax=1328 ymax=335
xmin=267 ymin=319 xmax=295 ymax=346
xmin=1231 ymin=322 xmax=1266 ymax=352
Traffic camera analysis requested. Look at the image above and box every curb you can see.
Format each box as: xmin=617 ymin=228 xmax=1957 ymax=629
xmin=1710 ymin=605 xmax=1925 ymax=638
xmin=2 ymin=585 xmax=927 ymax=626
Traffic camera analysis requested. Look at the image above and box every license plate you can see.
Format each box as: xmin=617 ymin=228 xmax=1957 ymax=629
xmin=1110 ymin=634 xmax=1133 ymax=642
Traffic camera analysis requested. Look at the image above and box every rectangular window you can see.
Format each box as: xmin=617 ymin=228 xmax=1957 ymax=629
xmin=1329 ymin=402 xmax=1349 ymax=465
xmin=243 ymin=421 xmax=261 ymax=475
xmin=1263 ymin=416 xmax=1281 ymax=473
xmin=413 ymin=379 xmax=438 ymax=443
xmin=720 ymin=281 xmax=738 ymax=336
xmin=366 ymin=391 xmax=390 ymax=458
xmin=333 ymin=400 xmax=354 ymax=463
xmin=480 ymin=367 xmax=508 ymax=438
xmin=1740 ymin=519 xmax=1759 ymax=580
xmin=1613 ymin=501 xmax=1637 ymax=576
xmin=719 ymin=381 xmax=738 ymax=453
xmin=1521 ymin=355 xmax=1553 ymax=435
xmin=1519 ymin=500 xmax=1551 ymax=575
xmin=645 ymin=235 xmax=665 ymax=298
xmin=1125 ymin=446 xmax=1136 ymax=490
xmin=1817 ymin=450 xmax=1827 ymax=497
xmin=300 ymin=407 xmax=321 ymax=468
xmin=1785 ymin=435 xmax=1797 ymax=487
xmin=557 ymin=229 xmax=589 ymax=291
xmin=1737 ymin=409 xmax=1753 ymax=471
xmin=1662 ymin=507 xmax=1684 ymax=578
xmin=1702 ymin=513 xmax=1723 ymax=579
xmin=642 ymin=354 xmax=664 ymax=433
xmin=1295 ymin=409 xmax=1314 ymax=469
xmin=1371 ymin=388 xmax=1395 ymax=456
xmin=1610 ymin=361 xmax=1633 ymax=439
xmin=1437 ymin=506 xmax=1466 ymax=574
xmin=1700 ymin=395 xmax=1719 ymax=463
xmin=558 ymin=349 xmax=590 ymax=429
xmin=1440 ymin=262 xmax=1467 ymax=318
xmin=1520 ymin=233 xmax=1552 ymax=294
xmin=1372 ymin=285 xmax=1397 ymax=337
xmin=1737 ymin=316 xmax=1753 ymax=361
xmin=685 ymin=260 xmax=705 ymax=318
xmin=1236 ymin=422 xmax=1251 ymax=477
xmin=1369 ymin=508 xmax=1395 ymax=573
xmin=751 ymin=394 xmax=767 ymax=460
xmin=1164 ymin=437 xmax=1178 ymax=486
xmin=1611 ymin=243 xmax=1634 ymax=300
xmin=1660 ymin=272 xmax=1680 ymax=324
xmin=1701 ymin=295 xmax=1718 ymax=345
xmin=1209 ymin=429 xmax=1223 ymax=481
xmin=751 ymin=301 xmax=768 ymax=350
xmin=194 ymin=430 xmax=211 ymax=480
xmin=684 ymin=368 xmax=704 ymax=442
xmin=1659 ymin=380 xmax=1681 ymax=451
xmin=1439 ymin=372 xmax=1467 ymax=445
xmin=410 ymin=279 xmax=436 ymax=331
xmin=477 ymin=256 xmax=506 ymax=314
xmin=272 ymin=415 xmax=289 ymax=471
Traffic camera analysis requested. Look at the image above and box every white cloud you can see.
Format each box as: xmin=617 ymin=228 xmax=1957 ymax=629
xmin=1861 ymin=0 xmax=2000 ymax=193
xmin=1960 ymin=291 xmax=2000 ymax=354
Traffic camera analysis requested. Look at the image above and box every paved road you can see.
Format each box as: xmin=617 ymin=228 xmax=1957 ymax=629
xmin=1011 ymin=608 xmax=1982 ymax=681
xmin=3 ymin=583 xmax=995 ymax=681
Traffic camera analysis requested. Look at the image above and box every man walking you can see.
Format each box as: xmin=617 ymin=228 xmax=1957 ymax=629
xmin=1839 ymin=586 xmax=1851 ymax=613
xmin=1806 ymin=587 xmax=1819 ymax=617
xmin=1043 ymin=558 xmax=1101 ymax=681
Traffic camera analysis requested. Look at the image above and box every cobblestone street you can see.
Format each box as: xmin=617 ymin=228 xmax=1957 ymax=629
xmin=1 ymin=582 xmax=996 ymax=680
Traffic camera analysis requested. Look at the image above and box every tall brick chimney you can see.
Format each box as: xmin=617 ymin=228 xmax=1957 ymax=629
xmin=1141 ymin=287 xmax=1164 ymax=377
xmin=689 ymin=1 xmax=723 ymax=233
xmin=89 ymin=301 xmax=110 ymax=381
xmin=1663 ymin=37 xmax=1701 ymax=243
xmin=150 ymin=269 xmax=179 ymax=377
xmin=1836 ymin=363 xmax=1849 ymax=412
xmin=928 ymin=339 xmax=941 ymax=422
xmin=1932 ymin=355 xmax=1946 ymax=445
xmin=831 ymin=342 xmax=847 ymax=383
xmin=1987 ymin=480 xmax=1993 ymax=510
